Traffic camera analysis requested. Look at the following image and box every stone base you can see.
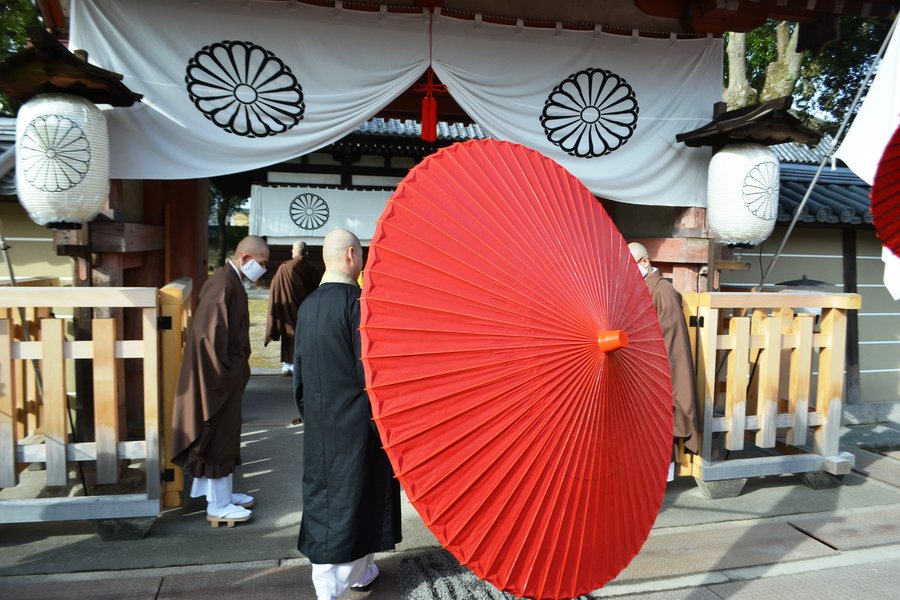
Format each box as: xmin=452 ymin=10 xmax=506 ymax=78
xmin=92 ymin=517 xmax=156 ymax=541
xmin=695 ymin=477 xmax=747 ymax=499
xmin=801 ymin=471 xmax=844 ymax=490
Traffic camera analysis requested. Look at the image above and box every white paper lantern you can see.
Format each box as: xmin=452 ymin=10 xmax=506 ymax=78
xmin=15 ymin=94 xmax=109 ymax=226
xmin=707 ymin=143 xmax=780 ymax=246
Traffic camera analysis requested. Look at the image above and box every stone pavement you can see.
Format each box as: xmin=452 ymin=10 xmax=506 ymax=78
xmin=2 ymin=373 xmax=900 ymax=599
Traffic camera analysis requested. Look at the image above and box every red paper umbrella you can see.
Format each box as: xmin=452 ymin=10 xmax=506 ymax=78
xmin=872 ymin=122 xmax=900 ymax=257
xmin=360 ymin=139 xmax=673 ymax=599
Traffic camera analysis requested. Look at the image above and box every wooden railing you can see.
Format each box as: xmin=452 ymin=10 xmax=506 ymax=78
xmin=0 ymin=287 xmax=162 ymax=522
xmin=159 ymin=278 xmax=192 ymax=508
xmin=680 ymin=291 xmax=861 ymax=495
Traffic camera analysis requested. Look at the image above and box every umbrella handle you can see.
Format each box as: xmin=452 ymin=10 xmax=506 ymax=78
xmin=598 ymin=330 xmax=628 ymax=353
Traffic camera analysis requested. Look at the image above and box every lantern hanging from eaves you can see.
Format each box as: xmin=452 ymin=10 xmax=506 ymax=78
xmin=707 ymin=143 xmax=780 ymax=247
xmin=15 ymin=93 xmax=109 ymax=227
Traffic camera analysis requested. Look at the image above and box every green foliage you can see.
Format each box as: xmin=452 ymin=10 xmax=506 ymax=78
xmin=208 ymin=184 xmax=247 ymax=267
xmin=794 ymin=17 xmax=892 ymax=135
xmin=0 ymin=0 xmax=40 ymax=116
xmin=726 ymin=17 xmax=890 ymax=136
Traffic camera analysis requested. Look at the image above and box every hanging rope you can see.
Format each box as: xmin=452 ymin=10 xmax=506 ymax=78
xmin=415 ymin=9 xmax=446 ymax=143
xmin=756 ymin=15 xmax=899 ymax=290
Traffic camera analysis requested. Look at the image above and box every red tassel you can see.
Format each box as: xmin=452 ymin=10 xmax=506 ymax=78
xmin=421 ymin=95 xmax=437 ymax=143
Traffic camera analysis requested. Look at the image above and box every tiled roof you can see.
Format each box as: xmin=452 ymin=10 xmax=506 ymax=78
xmin=771 ymin=135 xmax=835 ymax=165
xmin=779 ymin=163 xmax=872 ymax=225
xmin=771 ymin=135 xmax=872 ymax=225
xmin=355 ymin=118 xmax=489 ymax=141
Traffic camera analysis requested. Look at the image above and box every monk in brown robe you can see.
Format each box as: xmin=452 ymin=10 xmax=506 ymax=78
xmin=264 ymin=240 xmax=320 ymax=376
xmin=171 ymin=235 xmax=269 ymax=527
xmin=629 ymin=242 xmax=700 ymax=480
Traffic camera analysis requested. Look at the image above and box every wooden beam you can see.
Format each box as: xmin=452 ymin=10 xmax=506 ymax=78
xmin=630 ymin=237 xmax=711 ymax=264
xmin=715 ymin=260 xmax=751 ymax=271
xmin=90 ymin=222 xmax=165 ymax=253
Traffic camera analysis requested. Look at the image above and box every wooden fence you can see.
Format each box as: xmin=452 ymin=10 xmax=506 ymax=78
xmin=159 ymin=278 xmax=192 ymax=508
xmin=0 ymin=286 xmax=167 ymax=522
xmin=680 ymin=291 xmax=861 ymax=495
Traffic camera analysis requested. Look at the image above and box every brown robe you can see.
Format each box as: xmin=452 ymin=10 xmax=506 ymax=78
xmin=264 ymin=256 xmax=319 ymax=363
xmin=645 ymin=269 xmax=700 ymax=454
xmin=171 ymin=265 xmax=251 ymax=479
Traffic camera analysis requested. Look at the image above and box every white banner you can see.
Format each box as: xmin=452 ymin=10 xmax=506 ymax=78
xmin=69 ymin=0 xmax=429 ymax=180
xmin=70 ymin=2 xmax=722 ymax=206
xmin=835 ymin=16 xmax=899 ymax=185
xmin=431 ymin=17 xmax=722 ymax=206
xmin=250 ymin=185 xmax=391 ymax=245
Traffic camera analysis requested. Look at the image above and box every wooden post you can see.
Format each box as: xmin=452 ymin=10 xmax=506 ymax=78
xmin=41 ymin=318 xmax=67 ymax=486
xmin=842 ymin=227 xmax=860 ymax=405
xmin=159 ymin=279 xmax=192 ymax=508
xmin=786 ymin=315 xmax=814 ymax=446
xmin=696 ymin=304 xmax=719 ymax=461
xmin=755 ymin=315 xmax=782 ymax=448
xmin=0 ymin=320 xmax=17 ymax=488
xmin=142 ymin=306 xmax=161 ymax=503
xmin=814 ymin=307 xmax=848 ymax=457
xmin=725 ymin=316 xmax=750 ymax=451
xmin=92 ymin=319 xmax=119 ymax=485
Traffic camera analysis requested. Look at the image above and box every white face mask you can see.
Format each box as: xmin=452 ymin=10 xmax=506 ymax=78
xmin=638 ymin=263 xmax=649 ymax=277
xmin=241 ymin=257 xmax=266 ymax=282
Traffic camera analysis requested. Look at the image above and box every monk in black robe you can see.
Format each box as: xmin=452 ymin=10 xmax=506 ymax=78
xmin=294 ymin=229 xmax=401 ymax=600
xmin=172 ymin=235 xmax=269 ymax=527
xmin=264 ymin=240 xmax=321 ymax=376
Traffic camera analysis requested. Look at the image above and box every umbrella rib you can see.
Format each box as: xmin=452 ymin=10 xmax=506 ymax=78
xmin=365 ymin=232 xmax=588 ymax=332
xmin=366 ymin=342 xmax=593 ymax=401
xmin=361 ymin=297 xmax=580 ymax=338
xmin=506 ymin=361 xmax=598 ymax=598
xmin=384 ymin=179 xmax=569 ymax=312
xmin=497 ymin=347 xmax=604 ymax=596
xmin=423 ymin=145 xmax=598 ymax=315
xmin=404 ymin=363 xmax=579 ymax=517
xmin=382 ymin=345 xmax=601 ymax=458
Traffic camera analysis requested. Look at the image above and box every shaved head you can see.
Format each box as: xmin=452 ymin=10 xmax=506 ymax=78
xmin=232 ymin=235 xmax=270 ymax=272
xmin=628 ymin=242 xmax=649 ymax=262
xmin=323 ymin=229 xmax=363 ymax=279
xmin=292 ymin=241 xmax=307 ymax=258
xmin=236 ymin=235 xmax=269 ymax=258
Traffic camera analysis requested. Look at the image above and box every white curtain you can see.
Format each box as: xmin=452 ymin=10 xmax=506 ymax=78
xmin=69 ymin=0 xmax=429 ymax=180
xmin=250 ymin=185 xmax=391 ymax=245
xmin=431 ymin=16 xmax=722 ymax=207
xmin=70 ymin=2 xmax=723 ymax=207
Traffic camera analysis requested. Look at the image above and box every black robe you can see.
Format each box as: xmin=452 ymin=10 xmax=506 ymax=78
xmin=294 ymin=281 xmax=401 ymax=564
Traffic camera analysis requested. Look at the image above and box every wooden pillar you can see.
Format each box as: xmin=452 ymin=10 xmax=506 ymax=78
xmin=143 ymin=179 xmax=209 ymax=308
xmin=673 ymin=207 xmax=709 ymax=292
xmin=842 ymin=227 xmax=860 ymax=405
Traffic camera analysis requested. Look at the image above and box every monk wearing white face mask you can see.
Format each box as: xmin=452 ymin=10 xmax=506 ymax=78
xmin=172 ymin=235 xmax=270 ymax=527
xmin=628 ymin=242 xmax=700 ymax=482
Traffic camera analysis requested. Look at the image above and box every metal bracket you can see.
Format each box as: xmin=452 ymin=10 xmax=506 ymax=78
xmin=689 ymin=316 xmax=705 ymax=328
xmin=161 ymin=468 xmax=175 ymax=482
xmin=157 ymin=316 xmax=173 ymax=331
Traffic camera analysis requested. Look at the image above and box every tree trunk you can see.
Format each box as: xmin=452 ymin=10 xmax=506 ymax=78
xmin=761 ymin=21 xmax=803 ymax=101
xmin=723 ymin=32 xmax=758 ymax=109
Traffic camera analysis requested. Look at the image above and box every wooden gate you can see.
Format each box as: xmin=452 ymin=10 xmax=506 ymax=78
xmin=0 ymin=287 xmax=163 ymax=522
xmin=680 ymin=292 xmax=861 ymax=494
